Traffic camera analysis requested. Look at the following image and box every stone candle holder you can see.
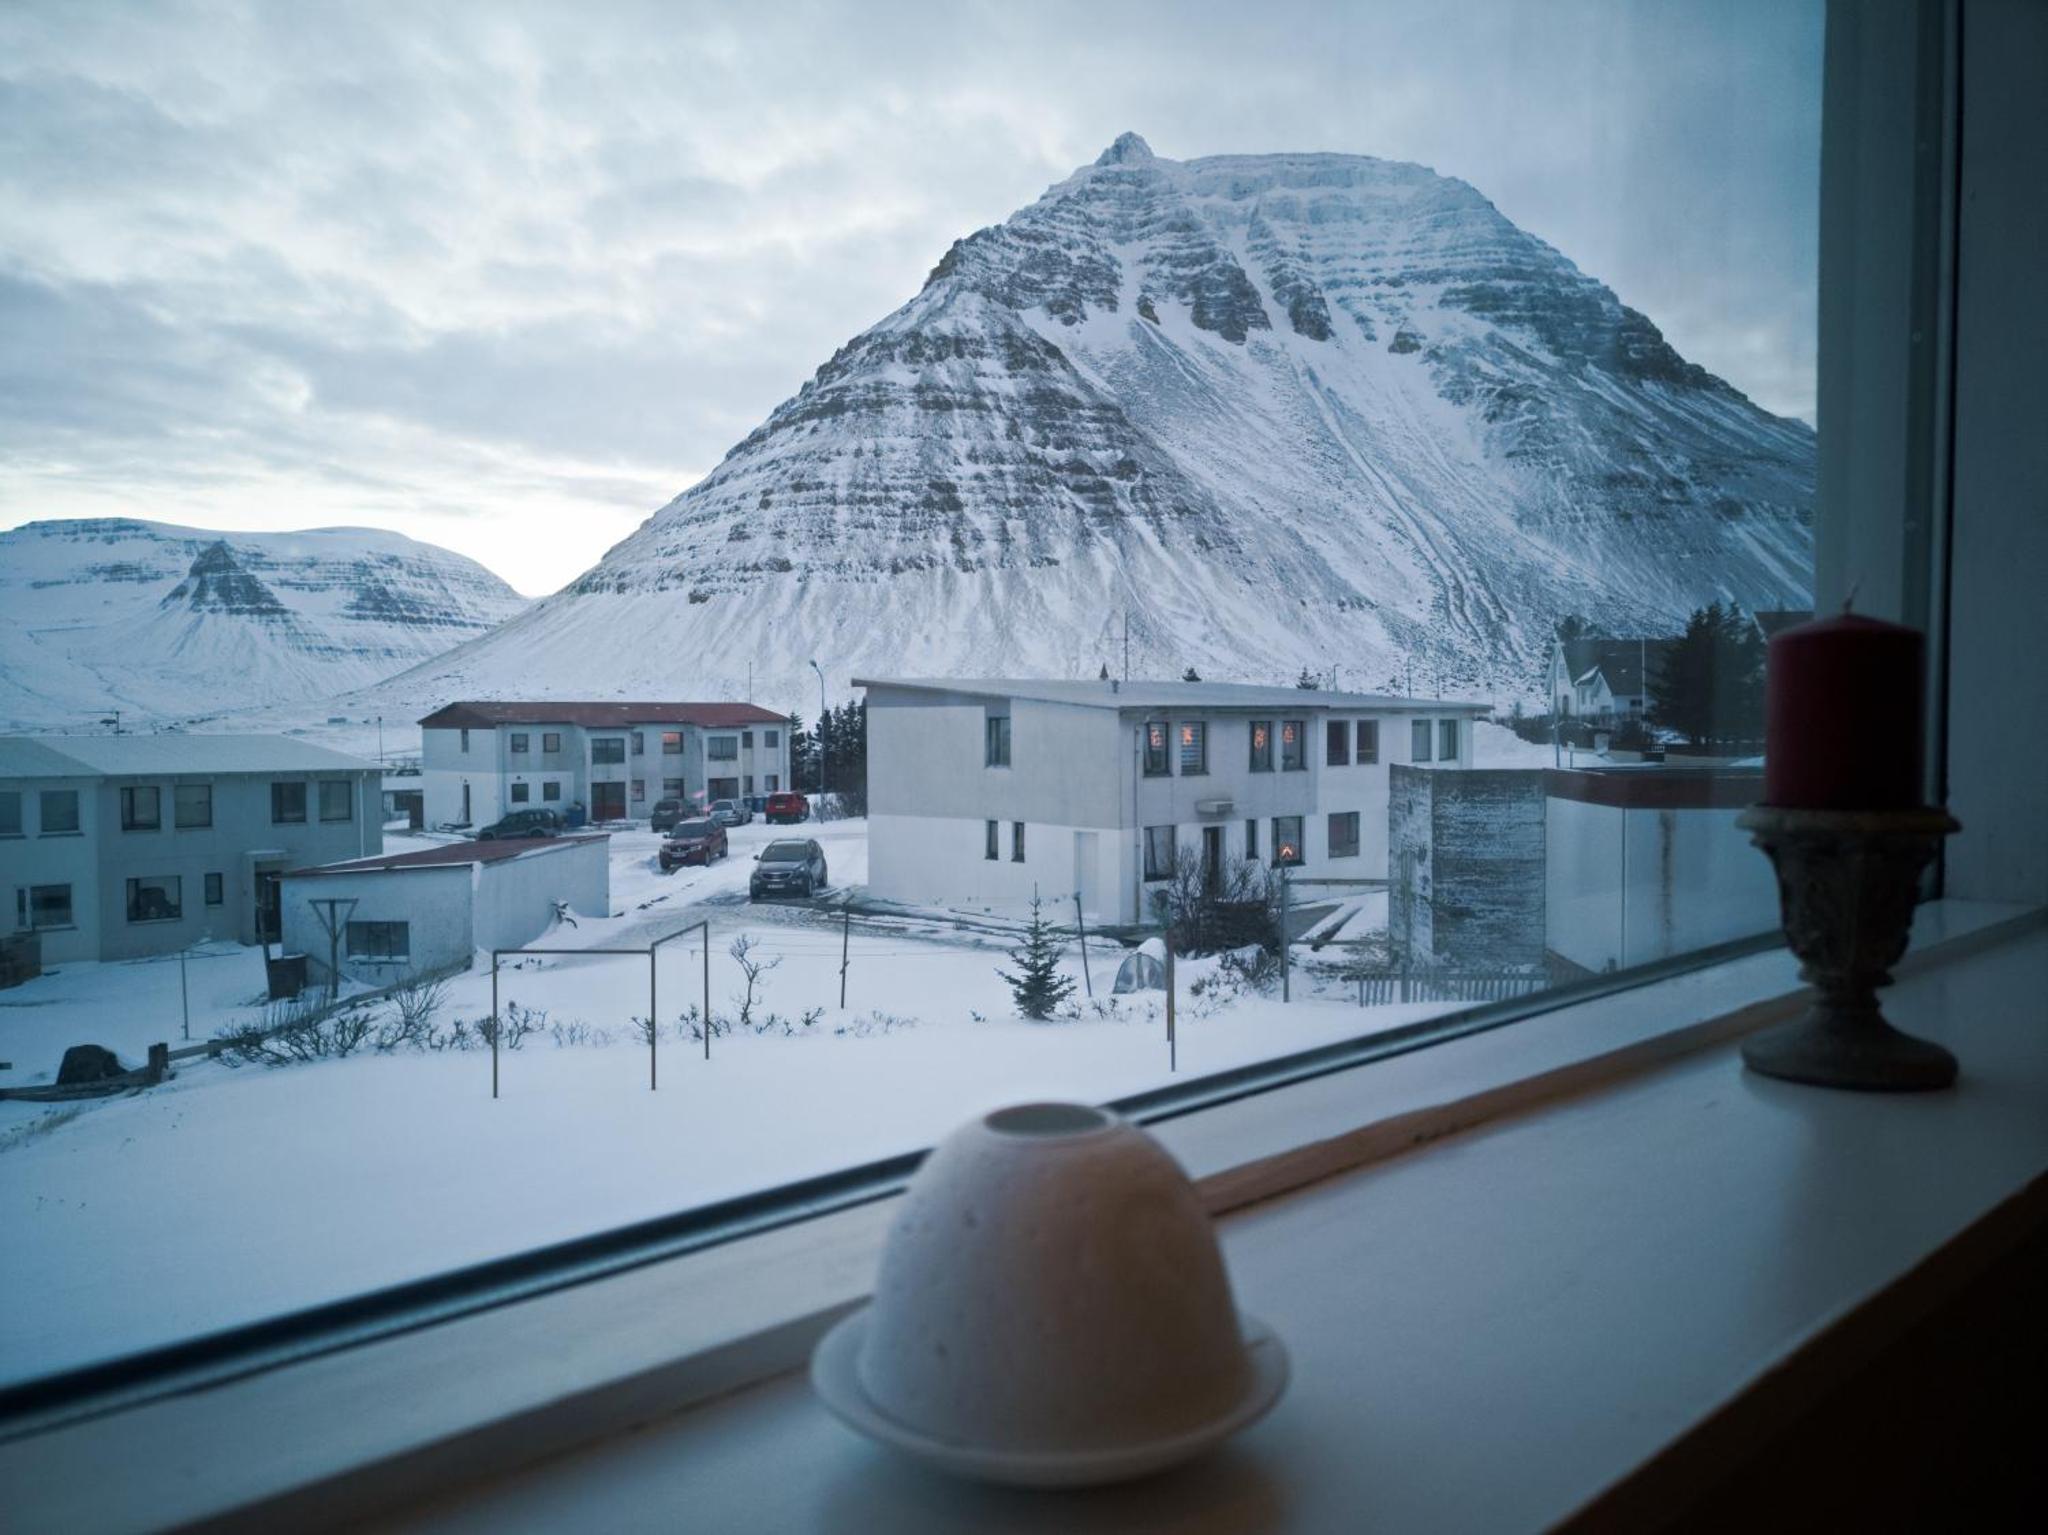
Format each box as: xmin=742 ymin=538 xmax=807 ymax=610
xmin=1736 ymin=805 xmax=1960 ymax=1091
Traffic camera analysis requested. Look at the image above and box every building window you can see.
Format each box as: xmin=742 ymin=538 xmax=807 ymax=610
xmin=1273 ymin=817 xmax=1304 ymax=867
xmin=1011 ymin=822 xmax=1026 ymax=862
xmin=708 ymin=736 xmax=738 ymax=761
xmin=1143 ymin=721 xmax=1170 ymax=776
xmin=542 ymin=781 xmax=562 ymax=802
xmin=0 ymin=791 xmax=18 ymax=836
xmin=985 ymin=820 xmax=999 ymax=861
xmin=1328 ymin=812 xmax=1360 ymax=859
xmin=1143 ymin=824 xmax=1176 ymax=881
xmin=543 ymin=732 xmax=562 ymax=753
xmin=663 ymin=778 xmax=684 ymax=797
xmin=1412 ymin=719 xmax=1434 ymax=762
xmin=271 ymin=782 xmax=307 ymax=823
xmin=21 ymin=883 xmax=74 ymax=930
xmin=1281 ymin=720 xmax=1306 ymax=771
xmin=1439 ymin=719 xmax=1460 ymax=762
xmin=985 ymin=714 xmax=1012 ymax=767
xmin=40 ymin=789 xmax=80 ymax=835
xmin=204 ymin=872 xmax=224 ymax=906
xmin=1249 ymin=720 xmax=1273 ymax=772
xmin=126 ymin=875 xmax=182 ymax=923
xmin=632 ymin=733 xmax=646 ymax=756
xmin=460 ymin=728 xmax=471 ymax=753
xmin=120 ymin=785 xmax=161 ymax=831
xmin=510 ymin=733 xmax=530 ymax=754
xmin=742 ymin=731 xmax=754 ymax=749
xmin=631 ymin=779 xmax=647 ymax=802
xmin=1327 ymin=720 xmax=1350 ymax=766
xmin=765 ymin=730 xmax=780 ymax=749
xmin=766 ymin=774 xmax=779 ymax=792
xmin=173 ymin=782 xmax=212 ymax=828
xmin=1357 ymin=719 xmax=1380 ymax=764
xmin=346 ymin=920 xmax=410 ymax=962
xmin=510 ymin=781 xmax=530 ymax=803
xmin=1179 ymin=721 xmax=1207 ymax=775
xmin=662 ymin=732 xmax=682 ymax=755
xmin=1244 ymin=818 xmax=1259 ymax=862
xmin=743 ymin=775 xmax=755 ymax=794
xmin=591 ymin=737 xmax=626 ymax=765
xmin=318 ymin=780 xmax=353 ymax=822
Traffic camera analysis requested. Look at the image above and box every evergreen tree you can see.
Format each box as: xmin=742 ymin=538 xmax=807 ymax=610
xmin=997 ymin=891 xmax=1076 ymax=1021
xmin=1295 ymin=666 xmax=1320 ymax=689
xmin=1650 ymin=602 xmax=1765 ymax=746
xmin=1099 ymin=663 xmax=1111 ymax=680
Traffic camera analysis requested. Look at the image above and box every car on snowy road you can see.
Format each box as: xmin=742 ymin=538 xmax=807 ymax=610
xmin=475 ymin=808 xmax=563 ymax=841
xmin=764 ymin=791 xmax=810 ymax=824
xmin=708 ymin=798 xmax=752 ymax=827
xmin=749 ymin=838 xmax=828 ymax=901
xmin=649 ymin=798 xmax=689 ymax=833
xmin=659 ymin=818 xmax=728 ymax=870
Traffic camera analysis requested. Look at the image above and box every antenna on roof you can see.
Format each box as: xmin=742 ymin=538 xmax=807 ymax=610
xmin=99 ymin=710 xmax=122 ymax=735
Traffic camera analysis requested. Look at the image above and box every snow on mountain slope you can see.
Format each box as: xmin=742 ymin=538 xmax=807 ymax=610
xmin=325 ymin=135 xmax=1814 ymax=723
xmin=0 ymin=519 xmax=528 ymax=729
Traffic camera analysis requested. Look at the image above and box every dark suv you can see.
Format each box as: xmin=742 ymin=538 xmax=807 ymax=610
xmin=475 ymin=808 xmax=563 ymax=841
xmin=749 ymin=839 xmax=828 ymax=900
xmin=649 ymin=798 xmax=687 ymax=833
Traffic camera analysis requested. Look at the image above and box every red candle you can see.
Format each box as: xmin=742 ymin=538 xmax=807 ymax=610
xmin=1763 ymin=612 xmax=1926 ymax=809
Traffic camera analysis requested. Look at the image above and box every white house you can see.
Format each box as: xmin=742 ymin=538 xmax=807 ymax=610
xmin=1546 ymin=636 xmax=1680 ymax=720
xmin=418 ymin=701 xmax=792 ymax=829
xmin=2 ymin=734 xmax=381 ymax=965
xmin=856 ymin=677 xmax=1489 ymax=926
xmin=280 ymin=834 xmax=610 ymax=985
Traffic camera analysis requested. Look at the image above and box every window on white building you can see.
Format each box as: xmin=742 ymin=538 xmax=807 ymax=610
xmin=318 ymin=780 xmax=352 ymax=822
xmin=985 ymin=714 xmax=1011 ymax=767
xmin=708 ymin=736 xmax=738 ymax=761
xmin=1327 ymin=720 xmax=1350 ymax=766
xmin=1143 ymin=824 xmax=1175 ymax=881
xmin=120 ymin=785 xmax=161 ymax=831
xmin=174 ymin=783 xmax=212 ymax=828
xmin=1249 ymin=720 xmax=1273 ymax=772
xmin=1179 ymin=721 xmax=1207 ymax=775
xmin=271 ymin=782 xmax=306 ymax=823
xmin=662 ymin=732 xmax=682 ymax=755
xmin=1011 ymin=822 xmax=1025 ymax=862
xmin=984 ymin=819 xmax=999 ymax=860
xmin=1412 ymin=719 xmax=1434 ymax=762
xmin=1273 ymin=816 xmax=1304 ymax=866
xmin=0 ymin=791 xmax=19 ymax=835
xmin=510 ymin=782 xmax=529 ymax=803
xmin=1281 ymin=720 xmax=1306 ymax=771
xmin=1439 ymin=719 xmax=1460 ymax=762
xmin=1328 ymin=811 xmax=1360 ymax=859
xmin=509 ymin=733 xmax=529 ymax=754
xmin=126 ymin=875 xmax=181 ymax=923
xmin=204 ymin=872 xmax=223 ymax=906
xmin=1244 ymin=818 xmax=1259 ymax=862
xmin=1357 ymin=719 xmax=1380 ymax=764
xmin=19 ymin=884 xmax=73 ymax=930
xmin=1143 ymin=721 xmax=1170 ymax=776
xmin=542 ymin=782 xmax=562 ymax=802
xmin=346 ymin=921 xmax=409 ymax=962
xmin=542 ymin=732 xmax=562 ymax=753
xmin=591 ymin=737 xmax=626 ymax=765
xmin=40 ymin=789 xmax=80 ymax=834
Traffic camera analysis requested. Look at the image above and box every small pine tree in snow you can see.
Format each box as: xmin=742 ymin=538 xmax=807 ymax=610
xmin=998 ymin=891 xmax=1076 ymax=1021
xmin=1295 ymin=666 xmax=1320 ymax=689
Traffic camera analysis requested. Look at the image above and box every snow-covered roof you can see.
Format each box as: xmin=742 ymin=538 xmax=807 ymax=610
xmin=420 ymin=701 xmax=788 ymax=730
xmin=0 ymin=733 xmax=378 ymax=780
xmin=854 ymin=677 xmax=1484 ymax=714
xmin=283 ymin=833 xmax=608 ymax=877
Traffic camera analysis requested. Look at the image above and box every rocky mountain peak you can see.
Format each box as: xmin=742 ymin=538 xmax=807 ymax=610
xmin=1094 ymin=131 xmax=1157 ymax=167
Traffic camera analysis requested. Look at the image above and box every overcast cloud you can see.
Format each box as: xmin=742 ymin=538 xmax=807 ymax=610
xmin=0 ymin=0 xmax=1821 ymax=595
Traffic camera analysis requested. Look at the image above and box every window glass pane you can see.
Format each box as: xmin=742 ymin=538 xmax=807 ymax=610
xmin=0 ymin=7 xmax=1821 ymax=1393
xmin=0 ymin=791 xmax=19 ymax=835
xmin=40 ymin=789 xmax=81 ymax=834
xmin=174 ymin=783 xmax=212 ymax=828
xmin=318 ymin=780 xmax=352 ymax=821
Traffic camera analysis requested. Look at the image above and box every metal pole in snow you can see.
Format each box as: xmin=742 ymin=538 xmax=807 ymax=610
xmin=649 ymin=948 xmax=658 ymax=1091
xmin=1281 ymin=869 xmax=1292 ymax=1003
xmin=839 ymin=905 xmax=850 ymax=1009
xmin=179 ymin=943 xmax=190 ymax=1041
xmin=703 ymin=929 xmax=711 ymax=1061
xmin=1165 ymin=940 xmax=1176 ymax=1073
xmin=490 ymin=951 xmax=500 ymax=1100
xmin=1073 ymin=892 xmax=1092 ymax=998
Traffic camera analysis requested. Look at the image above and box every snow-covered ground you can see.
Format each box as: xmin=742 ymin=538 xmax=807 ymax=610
xmin=0 ymin=818 xmax=1458 ymax=1387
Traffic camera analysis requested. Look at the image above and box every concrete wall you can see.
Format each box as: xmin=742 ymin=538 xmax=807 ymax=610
xmin=1544 ymin=799 xmax=1777 ymax=974
xmin=1389 ymin=767 xmax=1547 ymax=968
xmin=471 ymin=838 xmax=611 ymax=951
xmin=283 ymin=864 xmax=474 ymax=984
xmin=1 ymin=774 xmax=103 ymax=965
xmin=81 ymin=769 xmax=380 ymax=961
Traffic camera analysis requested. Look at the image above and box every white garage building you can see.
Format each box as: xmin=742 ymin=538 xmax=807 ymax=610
xmin=280 ymin=834 xmax=610 ymax=986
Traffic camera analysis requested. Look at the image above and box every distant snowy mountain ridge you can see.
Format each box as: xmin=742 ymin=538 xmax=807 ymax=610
xmin=376 ymin=133 xmax=1811 ymax=716
xmin=0 ymin=518 xmax=528 ymax=729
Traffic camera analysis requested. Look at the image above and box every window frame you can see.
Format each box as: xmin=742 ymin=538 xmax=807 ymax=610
xmin=120 ymin=784 xmax=161 ymax=832
xmin=1280 ymin=719 xmax=1306 ymax=772
xmin=1357 ymin=719 xmax=1380 ymax=765
xmin=317 ymin=780 xmax=353 ymax=823
xmin=1178 ymin=719 xmax=1207 ymax=776
xmin=542 ymin=781 xmax=563 ymax=803
xmin=1249 ymin=719 xmax=1273 ymax=772
xmin=173 ymin=782 xmax=212 ymax=829
xmin=270 ymin=781 xmax=307 ymax=824
xmin=590 ymin=737 xmax=627 ymax=766
xmin=1328 ymin=810 xmax=1361 ymax=859
xmin=985 ymin=713 xmax=1011 ymax=768
xmin=706 ymin=736 xmax=739 ymax=762
xmin=984 ymin=819 xmax=999 ymax=861
xmin=204 ymin=872 xmax=224 ymax=907
xmin=542 ymin=732 xmax=562 ymax=754
xmin=0 ymin=789 xmax=19 ymax=837
xmin=1142 ymin=720 xmax=1171 ymax=777
xmin=1143 ymin=824 xmax=1176 ymax=881
xmin=345 ymin=920 xmax=410 ymax=963
xmin=1412 ymin=718 xmax=1434 ymax=763
xmin=1326 ymin=719 xmax=1350 ymax=766
xmin=21 ymin=882 xmax=74 ymax=930
xmin=1439 ymin=719 xmax=1460 ymax=763
xmin=39 ymin=788 xmax=81 ymax=835
xmin=1244 ymin=817 xmax=1259 ymax=863
xmin=1011 ymin=821 xmax=1025 ymax=863
xmin=509 ymin=733 xmax=529 ymax=754
xmin=1273 ymin=815 xmax=1305 ymax=867
xmin=510 ymin=782 xmax=530 ymax=804
xmin=124 ymin=874 xmax=182 ymax=924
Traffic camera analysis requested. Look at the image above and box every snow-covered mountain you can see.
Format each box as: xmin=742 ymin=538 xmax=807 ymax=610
xmin=0 ymin=519 xmax=528 ymax=729
xmin=293 ymin=134 xmax=1817 ymax=721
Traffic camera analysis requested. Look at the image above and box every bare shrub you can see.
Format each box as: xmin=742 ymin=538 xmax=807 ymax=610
xmin=477 ymin=1001 xmax=543 ymax=1052
xmin=1149 ymin=849 xmax=1281 ymax=956
xmin=727 ymin=936 xmax=781 ymax=1032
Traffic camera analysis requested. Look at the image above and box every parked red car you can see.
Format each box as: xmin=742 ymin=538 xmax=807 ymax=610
xmin=764 ymin=791 xmax=810 ymax=825
xmin=658 ymin=818 xmax=728 ymax=870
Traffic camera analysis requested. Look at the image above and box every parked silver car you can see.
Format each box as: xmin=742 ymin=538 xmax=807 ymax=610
xmin=708 ymin=797 xmax=752 ymax=827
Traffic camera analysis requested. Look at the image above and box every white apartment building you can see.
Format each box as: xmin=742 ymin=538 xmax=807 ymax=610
xmin=418 ymin=702 xmax=793 ymax=829
xmin=1 ymin=734 xmax=381 ymax=964
xmin=857 ymin=677 xmax=1489 ymax=926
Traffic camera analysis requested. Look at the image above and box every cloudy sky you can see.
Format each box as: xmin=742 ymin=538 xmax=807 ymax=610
xmin=0 ymin=0 xmax=1821 ymax=596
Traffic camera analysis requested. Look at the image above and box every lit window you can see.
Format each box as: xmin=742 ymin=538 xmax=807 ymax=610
xmin=1180 ymin=721 xmax=1207 ymax=775
xmin=1249 ymin=720 xmax=1273 ymax=772
xmin=1273 ymin=817 xmax=1304 ymax=867
xmin=662 ymin=732 xmax=682 ymax=754
xmin=1281 ymin=720 xmax=1306 ymax=771
xmin=1143 ymin=721 xmax=1170 ymax=776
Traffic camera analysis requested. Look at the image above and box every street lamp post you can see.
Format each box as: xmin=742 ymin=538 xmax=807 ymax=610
xmin=809 ymin=659 xmax=827 ymax=819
